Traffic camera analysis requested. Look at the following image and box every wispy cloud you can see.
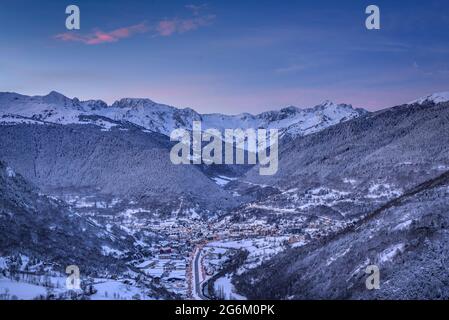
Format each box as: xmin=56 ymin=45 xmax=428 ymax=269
xmin=185 ymin=4 xmax=208 ymax=16
xmin=55 ymin=5 xmax=215 ymax=44
xmin=156 ymin=14 xmax=215 ymax=37
xmin=55 ymin=23 xmax=149 ymax=45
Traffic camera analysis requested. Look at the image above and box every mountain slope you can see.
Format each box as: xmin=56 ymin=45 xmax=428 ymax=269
xmin=409 ymin=91 xmax=449 ymax=105
xmin=234 ymin=170 xmax=449 ymax=299
xmin=0 ymin=160 xmax=130 ymax=275
xmin=231 ymin=100 xmax=449 ymax=219
xmin=0 ymin=124 xmax=237 ymax=214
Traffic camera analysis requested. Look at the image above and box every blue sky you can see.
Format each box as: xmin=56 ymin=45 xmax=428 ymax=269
xmin=1 ymin=0 xmax=449 ymax=113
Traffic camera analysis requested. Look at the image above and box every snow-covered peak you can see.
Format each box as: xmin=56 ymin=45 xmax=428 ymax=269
xmin=313 ymin=100 xmax=353 ymax=111
xmin=317 ymin=100 xmax=335 ymax=108
xmin=80 ymin=99 xmax=109 ymax=111
xmin=0 ymin=91 xmax=111 ymax=124
xmin=42 ymin=91 xmax=70 ymax=104
xmin=409 ymin=91 xmax=449 ymax=105
xmin=111 ymin=98 xmax=158 ymax=109
xmin=273 ymin=101 xmax=366 ymax=138
xmin=0 ymin=90 xmax=367 ymax=138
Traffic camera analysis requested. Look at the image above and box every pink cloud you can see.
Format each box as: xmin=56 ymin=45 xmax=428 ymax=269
xmin=157 ymin=20 xmax=178 ymax=36
xmin=55 ymin=6 xmax=216 ymax=44
xmin=55 ymin=23 xmax=148 ymax=45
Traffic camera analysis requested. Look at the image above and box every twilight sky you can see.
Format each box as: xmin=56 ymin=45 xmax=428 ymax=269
xmin=1 ymin=0 xmax=449 ymax=113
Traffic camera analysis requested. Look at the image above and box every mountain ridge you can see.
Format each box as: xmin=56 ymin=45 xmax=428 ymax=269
xmin=0 ymin=91 xmax=368 ymax=138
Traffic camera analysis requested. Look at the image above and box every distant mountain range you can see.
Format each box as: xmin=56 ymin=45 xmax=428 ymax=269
xmin=0 ymin=91 xmax=367 ymax=138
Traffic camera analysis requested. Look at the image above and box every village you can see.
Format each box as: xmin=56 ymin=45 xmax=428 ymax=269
xmin=106 ymin=207 xmax=350 ymax=298
xmin=50 ymin=193 xmax=353 ymax=299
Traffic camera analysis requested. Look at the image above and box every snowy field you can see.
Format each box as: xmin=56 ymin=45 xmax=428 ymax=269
xmin=0 ymin=276 xmax=154 ymax=300
xmin=214 ymin=274 xmax=247 ymax=300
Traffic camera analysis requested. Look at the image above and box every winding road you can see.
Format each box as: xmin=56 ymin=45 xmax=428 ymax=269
xmin=192 ymin=246 xmax=210 ymax=300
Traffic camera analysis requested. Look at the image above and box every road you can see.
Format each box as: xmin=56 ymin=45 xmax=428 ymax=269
xmin=192 ymin=246 xmax=210 ymax=300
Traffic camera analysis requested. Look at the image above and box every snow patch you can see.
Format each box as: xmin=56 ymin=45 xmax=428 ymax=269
xmin=393 ymin=220 xmax=413 ymax=231
xmin=101 ymin=246 xmax=124 ymax=257
xmin=410 ymin=91 xmax=449 ymax=105
xmin=366 ymin=183 xmax=401 ymax=199
xmin=378 ymin=244 xmax=405 ymax=264
xmin=5 ymin=167 xmax=16 ymax=178
xmin=212 ymin=176 xmax=237 ymax=186
xmin=214 ymin=274 xmax=247 ymax=300
xmin=326 ymin=247 xmax=351 ymax=266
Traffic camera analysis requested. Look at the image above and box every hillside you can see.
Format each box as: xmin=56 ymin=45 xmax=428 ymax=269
xmin=234 ymin=170 xmax=449 ymax=299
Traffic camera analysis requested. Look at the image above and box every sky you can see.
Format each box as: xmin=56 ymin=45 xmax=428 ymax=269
xmin=1 ymin=0 xmax=449 ymax=114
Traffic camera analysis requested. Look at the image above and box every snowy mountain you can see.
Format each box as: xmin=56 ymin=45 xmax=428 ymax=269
xmin=409 ymin=91 xmax=449 ymax=105
xmin=230 ymin=99 xmax=449 ymax=299
xmin=2 ymin=90 xmax=449 ymax=300
xmin=0 ymin=159 xmax=131 ymax=274
xmin=235 ymin=170 xmax=449 ymax=299
xmin=0 ymin=91 xmax=105 ymax=124
xmin=202 ymin=101 xmax=367 ymax=139
xmin=232 ymin=97 xmax=449 ymax=214
xmin=0 ymin=124 xmax=237 ymax=215
xmin=0 ymin=91 xmax=367 ymax=138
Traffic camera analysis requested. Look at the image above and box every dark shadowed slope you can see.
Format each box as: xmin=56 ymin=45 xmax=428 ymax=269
xmin=234 ymin=170 xmax=449 ymax=299
xmin=0 ymin=124 xmax=238 ymax=214
xmin=0 ymin=160 xmax=132 ymax=275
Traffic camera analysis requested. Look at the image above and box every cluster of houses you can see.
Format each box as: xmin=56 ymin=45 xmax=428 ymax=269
xmin=97 ymin=201 xmax=351 ymax=297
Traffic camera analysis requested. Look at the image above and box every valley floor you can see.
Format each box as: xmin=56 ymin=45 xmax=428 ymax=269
xmin=0 ymin=188 xmax=350 ymax=300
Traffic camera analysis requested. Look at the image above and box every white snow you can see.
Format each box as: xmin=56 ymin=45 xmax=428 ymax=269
xmin=0 ymin=278 xmax=47 ymax=299
xmin=0 ymin=257 xmax=7 ymax=269
xmin=101 ymin=246 xmax=124 ymax=257
xmin=366 ymin=183 xmax=402 ymax=199
xmin=343 ymin=178 xmax=357 ymax=185
xmin=212 ymin=176 xmax=237 ymax=186
xmin=378 ymin=243 xmax=405 ymax=264
xmin=5 ymin=167 xmax=15 ymax=178
xmin=326 ymin=247 xmax=351 ymax=266
xmin=409 ymin=91 xmax=449 ymax=105
xmin=214 ymin=274 xmax=247 ymax=300
xmin=392 ymin=219 xmax=413 ymax=231
xmin=0 ymin=92 xmax=365 ymax=140
xmin=90 ymin=279 xmax=153 ymax=300
xmin=347 ymin=258 xmax=370 ymax=281
xmin=279 ymin=187 xmax=353 ymax=212
xmin=187 ymin=208 xmax=201 ymax=220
